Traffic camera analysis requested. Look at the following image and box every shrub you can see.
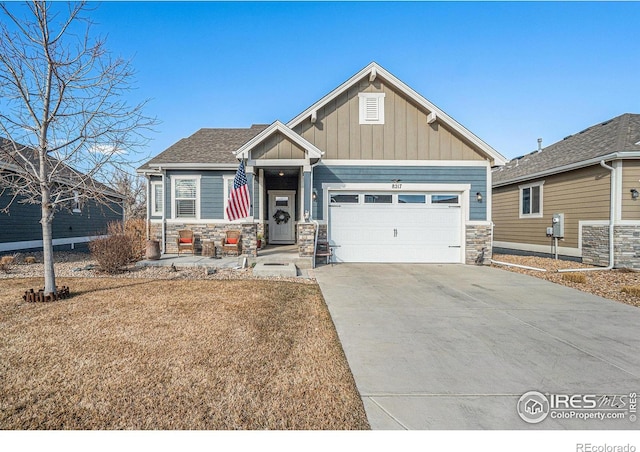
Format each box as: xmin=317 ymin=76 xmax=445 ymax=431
xmin=24 ymin=256 xmax=37 ymax=264
xmin=107 ymin=219 xmax=146 ymax=261
xmin=561 ymin=272 xmax=587 ymax=284
xmin=0 ymin=255 xmax=14 ymax=273
xmin=89 ymin=234 xmax=136 ymax=273
xmin=621 ymin=286 xmax=640 ymax=297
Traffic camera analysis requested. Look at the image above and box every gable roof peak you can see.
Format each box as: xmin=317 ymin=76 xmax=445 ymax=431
xmin=286 ymin=63 xmax=507 ymax=166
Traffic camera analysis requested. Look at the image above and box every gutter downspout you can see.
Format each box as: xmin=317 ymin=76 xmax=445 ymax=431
xmin=145 ymin=176 xmax=150 ymax=240
xmin=558 ymin=160 xmax=615 ymax=273
xmin=491 ymin=259 xmax=547 ymax=272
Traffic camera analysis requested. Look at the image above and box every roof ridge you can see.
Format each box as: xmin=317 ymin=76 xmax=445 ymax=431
xmin=613 ymin=113 xmax=630 ymax=151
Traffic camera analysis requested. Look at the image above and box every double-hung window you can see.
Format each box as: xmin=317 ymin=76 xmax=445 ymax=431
xmin=519 ymin=182 xmax=543 ymax=218
xmin=172 ymin=176 xmax=199 ymax=219
xmin=151 ymin=181 xmax=163 ymax=216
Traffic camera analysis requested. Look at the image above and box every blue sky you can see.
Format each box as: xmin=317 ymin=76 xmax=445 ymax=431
xmin=80 ymin=2 xmax=640 ymax=160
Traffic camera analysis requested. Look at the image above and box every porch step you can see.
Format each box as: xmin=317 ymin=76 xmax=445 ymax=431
xmin=252 ymin=262 xmax=298 ymax=277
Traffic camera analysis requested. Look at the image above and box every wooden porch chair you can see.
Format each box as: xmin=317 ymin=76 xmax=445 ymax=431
xmin=176 ymin=229 xmax=195 ymax=255
xmin=222 ymin=230 xmax=241 ymax=256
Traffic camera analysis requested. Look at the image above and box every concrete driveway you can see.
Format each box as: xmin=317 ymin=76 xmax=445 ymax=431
xmin=314 ymin=263 xmax=640 ymax=430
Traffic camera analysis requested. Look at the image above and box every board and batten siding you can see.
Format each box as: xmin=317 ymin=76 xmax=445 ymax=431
xmin=621 ymin=160 xmax=640 ymax=221
xmin=251 ymin=132 xmax=306 ymax=160
xmin=293 ymin=78 xmax=485 ymax=162
xmin=312 ymin=165 xmax=487 ymax=221
xmin=0 ymin=190 xmax=122 ymax=245
xmin=492 ymin=165 xmax=611 ymax=249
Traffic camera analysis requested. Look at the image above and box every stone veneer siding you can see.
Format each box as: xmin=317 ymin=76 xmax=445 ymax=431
xmin=153 ymin=222 xmax=258 ymax=257
xmin=466 ymin=224 xmax=492 ymax=265
xmin=614 ymin=225 xmax=640 ymax=268
xmin=581 ymin=224 xmax=640 ymax=268
xmin=581 ymin=225 xmax=609 ymax=267
xmin=297 ymin=223 xmax=315 ymax=257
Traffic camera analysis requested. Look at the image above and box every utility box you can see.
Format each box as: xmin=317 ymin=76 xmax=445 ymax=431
xmin=552 ymin=213 xmax=564 ymax=238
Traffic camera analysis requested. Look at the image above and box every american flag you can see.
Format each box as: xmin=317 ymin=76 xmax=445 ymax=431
xmin=226 ymin=161 xmax=250 ymax=221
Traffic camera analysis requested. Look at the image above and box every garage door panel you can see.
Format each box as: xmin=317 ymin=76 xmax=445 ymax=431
xmin=328 ymin=192 xmax=463 ymax=263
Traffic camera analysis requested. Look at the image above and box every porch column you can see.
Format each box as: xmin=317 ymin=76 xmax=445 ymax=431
xmin=246 ymin=165 xmax=255 ymax=219
xmin=303 ymin=169 xmax=311 ymax=220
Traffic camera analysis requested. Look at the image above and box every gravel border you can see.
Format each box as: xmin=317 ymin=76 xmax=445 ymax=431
xmin=0 ymin=251 xmax=316 ymax=284
xmin=492 ymin=253 xmax=640 ymax=308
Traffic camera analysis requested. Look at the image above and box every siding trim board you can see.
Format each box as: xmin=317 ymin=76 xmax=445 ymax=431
xmin=493 ymin=240 xmax=582 ymax=258
xmin=0 ymin=235 xmax=108 ymax=253
xmin=320 ymin=159 xmax=490 ymax=167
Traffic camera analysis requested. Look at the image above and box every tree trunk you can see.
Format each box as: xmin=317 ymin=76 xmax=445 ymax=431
xmin=41 ymin=191 xmax=56 ymax=296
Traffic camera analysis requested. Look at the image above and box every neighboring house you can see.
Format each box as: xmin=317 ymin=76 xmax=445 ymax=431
xmin=0 ymin=138 xmax=124 ymax=253
xmin=138 ymin=62 xmax=507 ymax=264
xmin=492 ymin=113 xmax=640 ymax=268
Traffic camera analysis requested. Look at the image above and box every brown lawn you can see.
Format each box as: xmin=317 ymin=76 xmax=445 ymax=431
xmin=0 ymin=278 xmax=369 ymax=430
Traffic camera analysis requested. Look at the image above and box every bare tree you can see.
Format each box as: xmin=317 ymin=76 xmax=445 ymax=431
xmin=111 ymin=170 xmax=146 ymax=220
xmin=0 ymin=1 xmax=155 ymax=295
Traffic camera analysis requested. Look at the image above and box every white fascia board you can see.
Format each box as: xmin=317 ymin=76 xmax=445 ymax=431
xmin=492 ymin=152 xmax=640 ymax=188
xmin=319 ymin=159 xmax=489 ymax=167
xmin=234 ymin=120 xmax=324 ymax=159
xmin=247 ymin=159 xmax=311 ymax=167
xmin=148 ymin=163 xmax=238 ymax=170
xmin=286 ymin=62 xmax=507 ymax=166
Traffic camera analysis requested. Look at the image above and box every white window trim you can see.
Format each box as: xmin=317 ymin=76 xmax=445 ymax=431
xmin=72 ymin=190 xmax=81 ymax=214
xmin=518 ymin=181 xmax=544 ymax=219
xmin=151 ymin=180 xmax=163 ymax=216
xmin=223 ymin=174 xmax=244 ymax=222
xmin=358 ymin=92 xmax=385 ymax=125
xmin=171 ymin=175 xmax=201 ymax=220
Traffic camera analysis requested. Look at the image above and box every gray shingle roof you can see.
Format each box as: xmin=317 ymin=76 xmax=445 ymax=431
xmin=139 ymin=124 xmax=268 ymax=170
xmin=0 ymin=137 xmax=121 ymax=197
xmin=493 ymin=113 xmax=640 ymax=186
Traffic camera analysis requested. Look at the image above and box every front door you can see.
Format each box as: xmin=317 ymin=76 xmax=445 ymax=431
xmin=268 ymin=190 xmax=296 ymax=244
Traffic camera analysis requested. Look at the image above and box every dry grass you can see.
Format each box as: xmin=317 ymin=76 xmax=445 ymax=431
xmin=561 ymin=272 xmax=587 ymax=284
xmin=0 ymin=278 xmax=369 ymax=430
xmin=621 ymin=286 xmax=640 ymax=297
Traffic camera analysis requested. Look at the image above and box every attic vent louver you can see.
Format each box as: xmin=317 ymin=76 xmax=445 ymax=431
xmin=358 ymin=93 xmax=385 ymax=125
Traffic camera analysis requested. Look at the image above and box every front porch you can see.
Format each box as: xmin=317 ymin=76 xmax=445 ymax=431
xmin=137 ymin=243 xmax=317 ymax=276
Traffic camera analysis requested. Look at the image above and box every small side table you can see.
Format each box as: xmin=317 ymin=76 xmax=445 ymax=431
xmin=202 ymin=240 xmax=216 ymax=258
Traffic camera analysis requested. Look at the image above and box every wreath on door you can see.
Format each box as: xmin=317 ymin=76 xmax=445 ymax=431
xmin=273 ymin=209 xmax=291 ymax=225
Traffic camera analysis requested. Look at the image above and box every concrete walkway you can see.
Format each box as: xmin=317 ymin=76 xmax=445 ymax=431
xmin=315 ymin=263 xmax=640 ymax=430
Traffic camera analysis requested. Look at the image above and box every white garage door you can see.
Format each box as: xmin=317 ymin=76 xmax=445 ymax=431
xmin=328 ymin=192 xmax=463 ymax=263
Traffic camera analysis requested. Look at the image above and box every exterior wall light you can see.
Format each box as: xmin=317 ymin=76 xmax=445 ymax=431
xmin=631 ymin=189 xmax=639 ymax=200
xmin=476 ymin=192 xmax=483 ymax=203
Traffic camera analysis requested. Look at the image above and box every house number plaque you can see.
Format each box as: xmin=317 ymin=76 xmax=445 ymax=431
xmin=391 ymin=183 xmax=402 ymax=189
